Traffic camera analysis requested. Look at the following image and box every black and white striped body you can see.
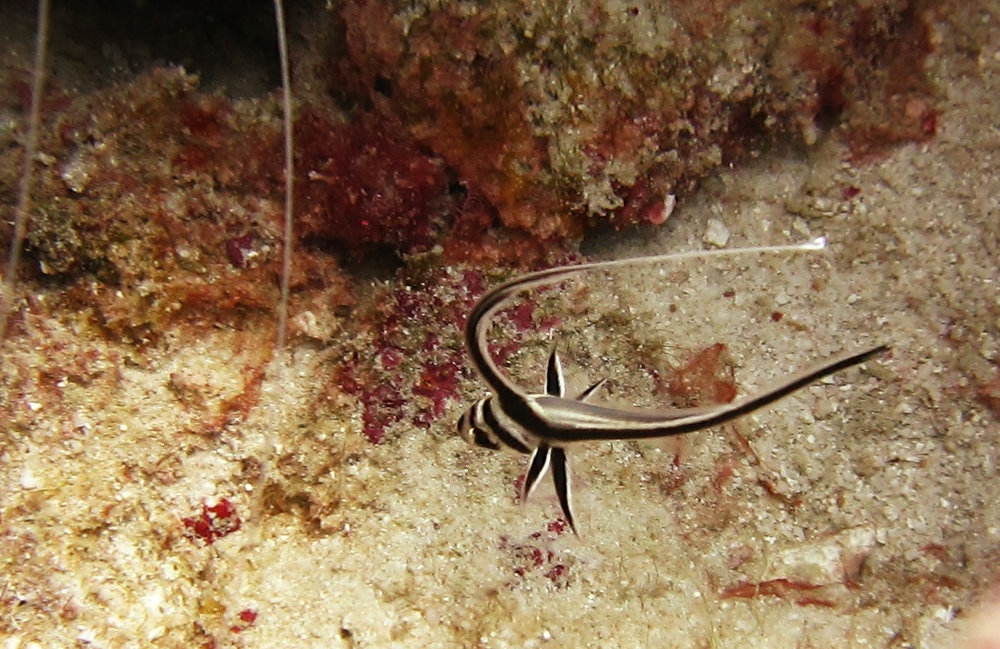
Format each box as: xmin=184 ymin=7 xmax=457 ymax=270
xmin=456 ymin=239 xmax=888 ymax=535
xmin=458 ymin=347 xmax=606 ymax=533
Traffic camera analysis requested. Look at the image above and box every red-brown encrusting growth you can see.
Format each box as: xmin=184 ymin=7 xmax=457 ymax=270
xmin=336 ymin=267 xmax=480 ymax=444
xmin=183 ymin=499 xmax=242 ymax=545
xmin=332 ymin=0 xmax=939 ymax=245
xmin=230 ymin=608 xmax=258 ymax=633
xmin=721 ymin=578 xmax=835 ymax=608
xmin=977 ymin=368 xmax=1000 ymax=417
xmin=0 ymin=66 xmax=361 ymax=345
xmin=292 ymin=110 xmax=450 ymax=252
xmin=500 ymin=523 xmax=573 ymax=589
xmin=664 ymin=342 xmax=738 ymax=408
xmin=335 ymin=262 xmax=560 ymax=444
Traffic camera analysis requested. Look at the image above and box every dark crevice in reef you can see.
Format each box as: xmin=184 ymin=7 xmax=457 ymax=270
xmin=4 ymin=0 xmax=283 ymax=97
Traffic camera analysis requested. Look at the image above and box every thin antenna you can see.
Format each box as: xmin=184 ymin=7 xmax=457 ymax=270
xmin=0 ymin=0 xmax=50 ymax=342
xmin=247 ymin=0 xmax=295 ymax=547
xmin=273 ymin=0 xmax=294 ymax=351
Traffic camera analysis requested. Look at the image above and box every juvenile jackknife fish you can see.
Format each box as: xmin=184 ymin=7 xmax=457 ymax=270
xmin=457 ymin=237 xmax=888 ymax=535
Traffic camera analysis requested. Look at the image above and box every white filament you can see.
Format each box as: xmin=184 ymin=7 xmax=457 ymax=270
xmin=0 ymin=0 xmax=50 ymax=342
xmin=274 ymin=0 xmax=294 ymax=351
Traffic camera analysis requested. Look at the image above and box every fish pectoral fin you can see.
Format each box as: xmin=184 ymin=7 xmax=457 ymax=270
xmin=549 ymin=446 xmax=578 ymax=537
xmin=545 ymin=345 xmax=566 ymax=398
xmin=522 ymin=443 xmax=553 ymax=502
xmin=576 ymin=377 xmax=607 ymax=403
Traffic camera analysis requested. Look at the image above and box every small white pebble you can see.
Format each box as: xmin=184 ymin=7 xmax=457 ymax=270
xmin=648 ymin=193 xmax=676 ymax=224
xmin=161 ymin=559 xmax=181 ymax=581
xmin=20 ymin=468 xmax=40 ymax=490
xmin=703 ymin=218 xmax=730 ymax=247
xmin=933 ymin=606 xmax=954 ymax=623
xmin=72 ymin=411 xmax=91 ymax=431
xmin=61 ymin=154 xmax=93 ymax=193
xmin=174 ymin=243 xmax=197 ymax=260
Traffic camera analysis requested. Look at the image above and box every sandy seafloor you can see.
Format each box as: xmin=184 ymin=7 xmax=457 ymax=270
xmin=3 ymin=8 xmax=1000 ymax=649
